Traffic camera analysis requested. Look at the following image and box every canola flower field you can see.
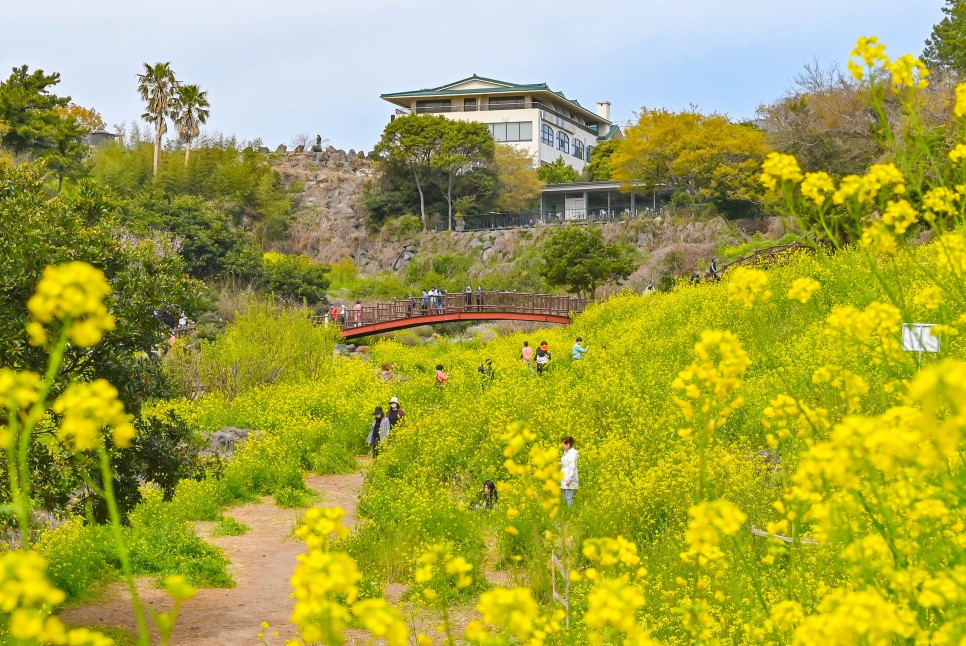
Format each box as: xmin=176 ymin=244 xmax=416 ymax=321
xmin=1 ymin=36 xmax=965 ymax=645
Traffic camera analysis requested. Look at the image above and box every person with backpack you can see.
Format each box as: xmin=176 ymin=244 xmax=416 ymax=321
xmin=387 ymin=396 xmax=405 ymax=429
xmin=535 ymin=341 xmax=552 ymax=376
xmin=435 ymin=364 xmax=449 ymax=386
xmin=366 ymin=406 xmax=391 ymax=458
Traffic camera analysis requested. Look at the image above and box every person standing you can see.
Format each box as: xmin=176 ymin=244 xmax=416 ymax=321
xmin=366 ymin=406 xmax=391 ymax=458
xmin=572 ymin=337 xmax=589 ymax=361
xmin=520 ymin=341 xmax=533 ymax=369
xmin=421 ymin=290 xmax=430 ymax=314
xmin=560 ymin=436 xmax=579 ymax=506
xmin=331 ymin=304 xmax=340 ymax=325
xmin=477 ymin=358 xmax=495 ymax=393
xmin=464 ymin=285 xmax=473 ymax=311
xmin=340 ymin=303 xmax=348 ymax=323
xmin=353 ymin=300 xmax=363 ymax=327
xmin=387 ymin=396 xmax=405 ymax=429
xmin=476 ymin=285 xmax=484 ymax=311
xmin=535 ymin=341 xmax=552 ymax=376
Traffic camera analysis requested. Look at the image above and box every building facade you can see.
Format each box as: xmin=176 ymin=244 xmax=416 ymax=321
xmin=381 ymin=76 xmax=621 ymax=174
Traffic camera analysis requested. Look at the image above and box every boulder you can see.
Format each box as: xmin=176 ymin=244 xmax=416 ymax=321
xmin=293 ymin=144 xmax=305 ymax=152
xmin=211 ymin=426 xmax=255 ymax=455
xmin=257 ymin=146 xmax=270 ymax=153
xmin=276 ymin=144 xmax=287 ymax=153
xmin=354 ymin=345 xmax=371 ymax=354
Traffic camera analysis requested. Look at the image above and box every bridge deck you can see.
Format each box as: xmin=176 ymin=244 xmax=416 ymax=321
xmin=321 ymin=291 xmax=586 ymax=339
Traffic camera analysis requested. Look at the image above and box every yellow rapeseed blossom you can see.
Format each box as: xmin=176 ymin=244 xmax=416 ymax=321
xmin=935 ymin=232 xmax=966 ymax=277
xmin=793 ymin=588 xmax=917 ymax=645
xmin=727 ymin=267 xmax=772 ymax=309
xmin=834 ymin=164 xmax=905 ymax=205
xmin=672 ymin=330 xmax=750 ymax=428
xmin=913 ymin=285 xmax=943 ymax=310
xmin=860 ymin=222 xmax=897 ymax=255
xmin=351 ymin=599 xmax=408 ymax=646
xmin=955 ymin=83 xmax=966 ymax=119
xmin=162 ymin=574 xmax=197 ymax=603
xmin=799 ymin=172 xmax=835 ymax=206
xmin=880 ymin=199 xmax=918 ymax=234
xmin=26 ymin=261 xmax=115 ymax=348
xmin=922 ymin=186 xmax=958 ymax=222
xmin=296 ymin=507 xmax=350 ymax=552
xmin=851 ymin=36 xmax=889 ymax=69
xmin=949 ymin=143 xmax=966 ymax=164
xmin=759 ymin=152 xmax=803 ymax=191
xmin=466 ymin=587 xmax=561 ymax=645
xmin=51 ymin=379 xmax=135 ymax=451
xmin=824 ymin=301 xmax=903 ymax=365
xmin=0 ymin=369 xmax=43 ymax=416
xmin=787 ymin=277 xmax=820 ymax=304
xmin=681 ymin=500 xmax=747 ymax=565
xmin=582 ymin=537 xmax=641 ymax=570
xmin=887 ymin=53 xmax=929 ymax=89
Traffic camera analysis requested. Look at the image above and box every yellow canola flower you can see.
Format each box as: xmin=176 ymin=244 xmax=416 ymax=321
xmin=760 ymin=152 xmax=803 ymax=191
xmin=466 ymin=587 xmax=560 ymax=645
xmin=833 ymin=164 xmax=905 ymax=205
xmin=351 ymin=599 xmax=408 ymax=646
xmin=0 ymin=369 xmax=43 ymax=416
xmin=913 ymin=285 xmax=942 ymax=310
xmin=880 ymin=199 xmax=918 ymax=235
xmin=800 ymin=171 xmax=835 ymax=206
xmin=296 ymin=507 xmax=350 ymax=551
xmin=955 ymin=83 xmax=966 ymax=119
xmin=681 ymin=500 xmax=747 ymax=565
xmin=787 ymin=277 xmax=821 ymax=304
xmin=887 ymin=53 xmax=929 ymax=89
xmin=935 ymin=232 xmax=966 ymax=277
xmin=727 ymin=267 xmax=772 ymax=309
xmin=851 ymin=35 xmax=890 ymax=69
xmin=948 ymin=143 xmax=966 ymax=164
xmin=52 ymin=379 xmax=135 ymax=451
xmin=922 ymin=186 xmax=958 ymax=222
xmin=27 ymin=261 xmax=115 ymax=348
xmin=162 ymin=574 xmax=197 ymax=603
xmin=860 ymin=222 xmax=897 ymax=255
xmin=792 ymin=587 xmax=917 ymax=645
xmin=582 ymin=536 xmax=641 ymax=569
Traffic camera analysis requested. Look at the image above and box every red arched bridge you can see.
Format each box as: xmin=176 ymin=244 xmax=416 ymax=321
xmin=322 ymin=291 xmax=588 ymax=339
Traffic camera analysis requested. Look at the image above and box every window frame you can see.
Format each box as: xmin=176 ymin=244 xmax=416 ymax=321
xmin=556 ymin=131 xmax=570 ymax=154
xmin=541 ymin=123 xmax=554 ymax=145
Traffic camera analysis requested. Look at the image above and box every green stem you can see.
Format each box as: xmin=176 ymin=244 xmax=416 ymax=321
xmin=5 ymin=413 xmax=29 ymax=549
xmin=99 ymin=445 xmax=150 ymax=644
xmin=14 ymin=325 xmax=70 ymax=548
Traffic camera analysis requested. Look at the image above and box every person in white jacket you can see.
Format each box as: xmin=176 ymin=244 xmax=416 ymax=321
xmin=560 ymin=436 xmax=579 ymax=505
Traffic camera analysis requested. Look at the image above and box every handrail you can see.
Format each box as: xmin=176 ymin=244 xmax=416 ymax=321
xmin=320 ymin=291 xmax=587 ymax=329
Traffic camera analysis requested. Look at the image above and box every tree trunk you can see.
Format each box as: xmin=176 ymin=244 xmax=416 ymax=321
xmin=153 ymin=123 xmax=162 ymax=177
xmin=446 ymin=171 xmax=454 ymax=231
xmin=413 ymin=168 xmax=428 ymax=231
xmin=184 ymin=139 xmax=191 ymax=167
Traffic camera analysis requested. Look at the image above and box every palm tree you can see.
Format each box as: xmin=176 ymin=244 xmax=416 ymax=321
xmin=137 ymin=62 xmax=178 ymax=177
xmin=173 ymin=84 xmax=210 ymax=166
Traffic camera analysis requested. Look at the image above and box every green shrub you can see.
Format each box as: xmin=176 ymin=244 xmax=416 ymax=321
xmin=38 ymin=519 xmax=112 ymax=600
xmin=210 ymin=515 xmax=251 ymax=537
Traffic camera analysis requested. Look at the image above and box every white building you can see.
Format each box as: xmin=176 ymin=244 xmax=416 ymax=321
xmin=381 ymin=75 xmax=621 ymax=174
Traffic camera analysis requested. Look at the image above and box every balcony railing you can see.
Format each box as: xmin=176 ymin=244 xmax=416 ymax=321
xmin=404 ymin=101 xmax=602 ymax=137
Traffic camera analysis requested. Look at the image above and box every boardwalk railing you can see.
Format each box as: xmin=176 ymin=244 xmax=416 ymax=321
xmin=318 ymin=291 xmax=587 ymax=330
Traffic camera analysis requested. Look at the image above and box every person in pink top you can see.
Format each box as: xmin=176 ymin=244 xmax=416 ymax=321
xmin=520 ymin=341 xmax=534 ymax=367
xmin=435 ymin=364 xmax=449 ymax=386
xmin=353 ymin=300 xmax=363 ymax=326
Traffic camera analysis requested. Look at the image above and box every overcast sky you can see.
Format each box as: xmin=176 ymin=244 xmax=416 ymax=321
xmin=3 ymin=1 xmax=943 ymax=151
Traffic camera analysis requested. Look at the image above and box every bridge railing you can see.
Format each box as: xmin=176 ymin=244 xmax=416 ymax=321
xmin=332 ymin=291 xmax=587 ymax=329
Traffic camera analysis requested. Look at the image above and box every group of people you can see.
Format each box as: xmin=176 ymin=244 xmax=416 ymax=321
xmin=330 ymin=301 xmax=365 ymax=327
xmin=366 ymin=396 xmax=405 ymax=458
xmin=476 ymin=436 xmax=579 ymax=508
xmin=519 ymin=337 xmax=588 ymax=376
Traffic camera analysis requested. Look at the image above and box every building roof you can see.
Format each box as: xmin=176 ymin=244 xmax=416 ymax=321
xmin=381 ymin=75 xmax=611 ymax=126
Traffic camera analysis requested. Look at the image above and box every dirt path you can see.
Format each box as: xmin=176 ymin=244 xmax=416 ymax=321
xmin=62 ymin=469 xmax=364 ymax=645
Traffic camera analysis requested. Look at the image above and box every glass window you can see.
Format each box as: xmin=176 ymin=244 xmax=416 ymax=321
xmin=520 ymin=122 xmax=532 ymax=141
xmin=488 ymin=122 xmax=531 ymax=142
xmin=490 ymin=123 xmax=507 ymax=141
xmin=573 ymin=139 xmax=584 ymax=159
xmin=506 ymin=122 xmax=520 ymax=141
xmin=488 ymin=96 xmax=525 ymax=110
xmin=556 ymin=131 xmax=570 ymax=154
xmin=415 ymin=99 xmax=451 ymax=113
xmin=541 ymin=123 xmax=554 ymax=145
xmin=585 ymin=145 xmax=595 ymax=162
xmin=463 ymin=98 xmax=477 ymax=111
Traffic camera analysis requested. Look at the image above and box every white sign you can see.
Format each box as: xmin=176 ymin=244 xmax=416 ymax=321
xmin=902 ymin=323 xmax=940 ymax=353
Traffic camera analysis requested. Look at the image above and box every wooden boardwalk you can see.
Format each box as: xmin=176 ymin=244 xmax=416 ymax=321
xmin=323 ymin=291 xmax=587 ymax=339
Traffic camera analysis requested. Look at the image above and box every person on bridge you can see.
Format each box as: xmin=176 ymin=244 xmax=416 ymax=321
xmin=353 ymin=300 xmax=363 ymax=326
xmin=407 ymin=295 xmax=416 ymax=316
xmin=331 ymin=304 xmax=340 ymax=325
xmin=535 ymin=341 xmax=552 ymax=376
xmin=476 ymin=285 xmax=484 ymax=311
xmin=340 ymin=303 xmax=347 ymax=322
xmin=421 ymin=290 xmax=429 ymax=314
xmin=435 ymin=364 xmax=449 ymax=386
xmin=387 ymin=396 xmax=405 ymax=429
xmin=464 ymin=285 xmax=473 ymax=311
xmin=572 ymin=337 xmax=589 ymax=361
xmin=366 ymin=406 xmax=390 ymax=458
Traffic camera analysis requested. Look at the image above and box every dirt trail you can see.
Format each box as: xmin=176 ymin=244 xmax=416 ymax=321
xmin=62 ymin=470 xmax=364 ymax=645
